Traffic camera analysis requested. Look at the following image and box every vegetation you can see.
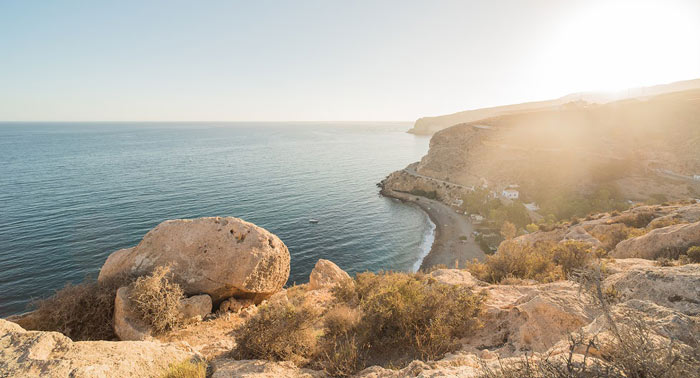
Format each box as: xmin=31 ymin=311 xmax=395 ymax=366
xmin=17 ymin=274 xmax=133 ymax=341
xmin=500 ymin=221 xmax=517 ymax=240
xmin=128 ymin=266 xmax=184 ymax=334
xmin=161 ymin=359 xmax=208 ymax=378
xmin=409 ymin=188 xmax=438 ymax=200
xmin=685 ymin=246 xmax=700 ymax=263
xmin=467 ymin=240 xmax=597 ymax=284
xmin=232 ymin=271 xmax=486 ymax=376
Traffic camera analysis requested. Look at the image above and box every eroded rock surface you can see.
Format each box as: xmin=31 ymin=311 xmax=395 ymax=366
xmin=612 ymin=221 xmax=700 ymax=259
xmin=99 ymin=217 xmax=290 ymax=303
xmin=308 ymin=259 xmax=351 ymax=290
xmin=0 ymin=319 xmax=195 ymax=378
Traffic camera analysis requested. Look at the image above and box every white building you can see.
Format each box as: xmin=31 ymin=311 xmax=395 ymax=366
xmin=694 ymin=174 xmax=700 ymax=181
xmin=501 ymin=188 xmax=519 ymax=200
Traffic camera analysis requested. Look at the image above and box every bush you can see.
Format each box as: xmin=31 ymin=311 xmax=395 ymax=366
xmin=616 ymin=211 xmax=655 ymax=228
xmin=467 ymin=240 xmax=595 ymax=284
xmin=232 ymin=301 xmax=318 ymax=365
xmin=128 ymin=266 xmax=184 ymax=334
xmin=409 ymin=188 xmax=438 ymax=200
xmin=686 ymin=246 xmax=700 ymax=263
xmin=232 ymin=272 xmax=486 ymax=375
xmin=17 ymin=274 xmax=132 ymax=341
xmin=161 ymin=359 xmax=208 ymax=378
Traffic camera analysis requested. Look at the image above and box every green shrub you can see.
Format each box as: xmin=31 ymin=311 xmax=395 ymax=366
xmin=17 ymin=274 xmax=133 ymax=341
xmin=232 ymin=301 xmax=318 ymax=365
xmin=616 ymin=211 xmax=655 ymax=228
xmin=128 ymin=266 xmax=184 ymax=334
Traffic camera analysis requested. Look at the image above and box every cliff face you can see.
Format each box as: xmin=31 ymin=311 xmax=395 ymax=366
xmin=404 ymin=89 xmax=700 ymax=202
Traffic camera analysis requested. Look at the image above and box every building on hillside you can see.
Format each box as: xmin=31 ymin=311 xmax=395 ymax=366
xmin=524 ymin=202 xmax=539 ymax=211
xmin=501 ymin=188 xmax=519 ymax=200
xmin=470 ymin=214 xmax=484 ymax=223
xmin=694 ymin=174 xmax=700 ymax=181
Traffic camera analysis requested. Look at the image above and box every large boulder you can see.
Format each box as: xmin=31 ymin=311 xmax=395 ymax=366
xmin=308 ymin=259 xmax=351 ymax=290
xmin=99 ymin=217 xmax=290 ymax=303
xmin=611 ymin=221 xmax=700 ymax=259
xmin=0 ymin=319 xmax=196 ymax=378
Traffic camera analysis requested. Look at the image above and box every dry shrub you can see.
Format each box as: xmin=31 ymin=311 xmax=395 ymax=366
xmin=232 ymin=301 xmax=318 ymax=365
xmin=591 ymin=225 xmax=646 ymax=251
xmin=615 ymin=211 xmax=655 ymax=228
xmin=17 ymin=274 xmax=132 ymax=340
xmin=648 ymin=216 xmax=682 ymax=230
xmin=161 ymin=359 xmax=208 ymax=378
xmin=468 ymin=240 xmax=596 ymax=284
xmin=128 ymin=266 xmax=184 ymax=334
xmin=325 ymin=272 xmax=486 ymax=372
xmin=686 ymin=246 xmax=700 ymax=263
xmin=232 ymin=272 xmax=486 ymax=376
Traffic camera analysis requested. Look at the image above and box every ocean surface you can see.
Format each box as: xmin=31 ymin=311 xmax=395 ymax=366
xmin=0 ymin=122 xmax=432 ymax=316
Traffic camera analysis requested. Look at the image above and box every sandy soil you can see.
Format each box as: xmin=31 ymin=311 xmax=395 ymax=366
xmin=383 ymin=189 xmax=485 ymax=270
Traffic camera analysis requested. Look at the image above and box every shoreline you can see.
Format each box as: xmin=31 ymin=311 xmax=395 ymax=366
xmin=381 ymin=188 xmax=486 ymax=270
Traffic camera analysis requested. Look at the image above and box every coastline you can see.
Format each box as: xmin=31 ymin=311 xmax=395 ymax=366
xmin=381 ymin=188 xmax=486 ymax=270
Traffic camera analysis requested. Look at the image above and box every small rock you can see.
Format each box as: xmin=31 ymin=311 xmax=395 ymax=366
xmin=219 ymin=297 xmax=254 ymax=313
xmin=114 ymin=286 xmax=152 ymax=341
xmin=179 ymin=294 xmax=212 ymax=322
xmin=308 ymin=259 xmax=351 ymax=290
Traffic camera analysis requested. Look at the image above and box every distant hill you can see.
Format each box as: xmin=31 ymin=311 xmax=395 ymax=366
xmin=408 ymin=78 xmax=700 ymax=135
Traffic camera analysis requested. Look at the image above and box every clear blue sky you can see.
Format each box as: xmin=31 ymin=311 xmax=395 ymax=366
xmin=1 ymin=0 xmax=699 ymax=121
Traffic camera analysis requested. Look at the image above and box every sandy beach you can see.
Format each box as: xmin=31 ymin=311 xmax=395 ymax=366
xmin=382 ymin=189 xmax=486 ymax=270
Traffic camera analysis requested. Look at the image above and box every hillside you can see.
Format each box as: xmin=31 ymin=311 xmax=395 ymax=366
xmin=409 ymin=78 xmax=700 ymax=135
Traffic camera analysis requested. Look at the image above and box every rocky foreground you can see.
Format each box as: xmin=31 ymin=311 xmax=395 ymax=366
xmin=2 ymin=209 xmax=700 ymax=377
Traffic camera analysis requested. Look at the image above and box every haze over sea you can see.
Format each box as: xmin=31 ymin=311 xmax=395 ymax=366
xmin=0 ymin=122 xmax=432 ymax=316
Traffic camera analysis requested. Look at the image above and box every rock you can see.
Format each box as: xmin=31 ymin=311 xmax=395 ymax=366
xmin=429 ymin=269 xmax=483 ymax=288
xmin=0 ymin=319 xmax=195 ymax=378
xmin=603 ymin=262 xmax=700 ymax=315
xmin=115 ymin=287 xmax=214 ymax=340
xmin=562 ymin=226 xmax=602 ymax=248
xmin=179 ymin=294 xmax=212 ymax=322
xmin=211 ymin=359 xmax=325 ymax=378
xmin=114 ymin=286 xmax=153 ymax=341
xmin=99 ymin=217 xmax=290 ymax=303
xmin=308 ymin=259 xmax=351 ymax=290
xmin=611 ymin=221 xmax=700 ymax=259
xmin=219 ymin=297 xmax=254 ymax=313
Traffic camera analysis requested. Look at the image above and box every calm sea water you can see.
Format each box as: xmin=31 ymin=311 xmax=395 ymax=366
xmin=0 ymin=122 xmax=431 ymax=316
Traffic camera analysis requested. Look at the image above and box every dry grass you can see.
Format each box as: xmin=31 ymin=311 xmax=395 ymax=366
xmin=232 ymin=301 xmax=319 ymax=365
xmin=17 ymin=274 xmax=132 ymax=341
xmin=161 ymin=359 xmax=208 ymax=378
xmin=232 ymin=271 xmax=486 ymax=376
xmin=128 ymin=266 xmax=184 ymax=334
xmin=467 ymin=240 xmax=596 ymax=284
xmin=686 ymin=246 xmax=700 ymax=263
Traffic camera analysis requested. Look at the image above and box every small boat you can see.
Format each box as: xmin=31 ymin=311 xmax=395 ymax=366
xmin=309 ymin=219 xmax=319 ymax=224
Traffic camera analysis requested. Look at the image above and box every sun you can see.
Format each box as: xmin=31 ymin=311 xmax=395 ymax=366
xmin=537 ymin=0 xmax=700 ymax=93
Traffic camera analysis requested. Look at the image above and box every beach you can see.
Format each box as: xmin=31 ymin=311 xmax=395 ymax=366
xmin=382 ymin=189 xmax=486 ymax=270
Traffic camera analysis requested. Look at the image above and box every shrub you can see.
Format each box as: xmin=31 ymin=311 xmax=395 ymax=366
xmin=616 ymin=211 xmax=655 ymax=228
xmin=526 ymin=223 xmax=539 ymax=233
xmin=128 ymin=266 xmax=184 ymax=334
xmin=232 ymin=301 xmax=318 ymax=365
xmin=467 ymin=240 xmax=595 ymax=284
xmin=500 ymin=221 xmax=517 ymax=240
xmin=684 ymin=246 xmax=700 ymax=263
xmin=161 ymin=359 xmax=208 ymax=378
xmin=18 ymin=274 xmax=132 ymax=341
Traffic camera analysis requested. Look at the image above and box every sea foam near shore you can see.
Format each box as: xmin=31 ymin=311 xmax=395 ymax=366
xmin=413 ymin=215 xmax=436 ymax=272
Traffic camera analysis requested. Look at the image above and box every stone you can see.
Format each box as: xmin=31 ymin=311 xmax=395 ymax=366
xmin=179 ymin=294 xmax=212 ymax=322
xmin=308 ymin=259 xmax=351 ymax=290
xmin=114 ymin=286 xmax=152 ymax=341
xmin=0 ymin=319 xmax=195 ymax=378
xmin=211 ymin=359 xmax=325 ymax=378
xmin=562 ymin=226 xmax=602 ymax=248
xmin=611 ymin=221 xmax=700 ymax=260
xmin=429 ymin=269 xmax=483 ymax=288
xmin=98 ymin=217 xmax=290 ymax=303
xmin=219 ymin=297 xmax=254 ymax=313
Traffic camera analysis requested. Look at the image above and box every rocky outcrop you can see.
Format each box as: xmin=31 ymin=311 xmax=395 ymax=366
xmin=114 ymin=287 xmax=213 ymax=341
xmin=211 ymin=359 xmax=325 ymax=378
xmin=562 ymin=226 xmax=602 ymax=248
xmin=308 ymin=259 xmax=351 ymax=290
xmin=611 ymin=221 xmax=700 ymax=259
xmin=0 ymin=319 xmax=195 ymax=378
xmin=428 ymin=269 xmax=484 ymax=288
xmin=99 ymin=217 xmax=290 ymax=303
xmin=219 ymin=297 xmax=254 ymax=313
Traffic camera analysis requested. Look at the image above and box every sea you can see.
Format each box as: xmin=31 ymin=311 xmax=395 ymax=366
xmin=0 ymin=122 xmax=433 ymax=316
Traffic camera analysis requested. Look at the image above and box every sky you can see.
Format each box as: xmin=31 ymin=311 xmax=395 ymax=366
xmin=1 ymin=0 xmax=699 ymax=122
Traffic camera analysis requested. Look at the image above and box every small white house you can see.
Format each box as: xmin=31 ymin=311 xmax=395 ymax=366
xmin=694 ymin=174 xmax=700 ymax=181
xmin=501 ymin=188 xmax=519 ymax=200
